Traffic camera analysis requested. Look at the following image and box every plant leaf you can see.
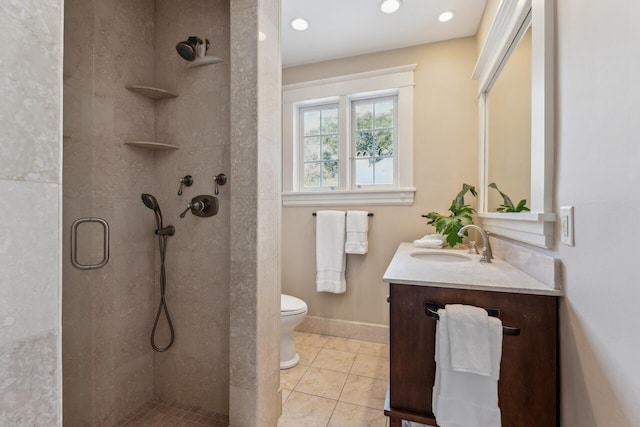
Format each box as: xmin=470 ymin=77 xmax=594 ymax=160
xmin=488 ymin=182 xmax=515 ymax=210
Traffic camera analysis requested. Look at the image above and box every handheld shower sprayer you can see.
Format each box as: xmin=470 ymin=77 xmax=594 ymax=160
xmin=140 ymin=193 xmax=175 ymax=352
xmin=141 ymin=193 xmax=163 ymax=228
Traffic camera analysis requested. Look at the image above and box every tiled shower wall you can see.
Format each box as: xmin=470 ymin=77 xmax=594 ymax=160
xmin=63 ymin=0 xmax=231 ymax=424
xmin=229 ymin=0 xmax=282 ymax=425
xmin=0 ymin=0 xmax=63 ymax=424
xmin=63 ymin=0 xmax=158 ymax=424
xmin=153 ymin=0 xmax=231 ymax=415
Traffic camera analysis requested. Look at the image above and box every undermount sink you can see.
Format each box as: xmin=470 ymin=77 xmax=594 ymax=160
xmin=410 ymin=251 xmax=472 ymax=263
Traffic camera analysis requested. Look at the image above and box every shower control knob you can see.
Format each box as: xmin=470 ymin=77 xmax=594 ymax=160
xmin=179 ymin=195 xmax=219 ymax=218
xmin=178 ymin=175 xmax=194 ymax=196
xmin=213 ymin=173 xmax=227 ymax=195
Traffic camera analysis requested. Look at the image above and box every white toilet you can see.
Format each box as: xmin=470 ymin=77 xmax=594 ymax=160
xmin=280 ymin=294 xmax=308 ymax=369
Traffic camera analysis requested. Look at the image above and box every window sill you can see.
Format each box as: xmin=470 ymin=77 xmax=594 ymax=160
xmin=282 ymin=188 xmax=415 ymax=207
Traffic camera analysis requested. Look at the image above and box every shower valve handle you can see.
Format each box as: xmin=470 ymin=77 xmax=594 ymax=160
xmin=213 ymin=173 xmax=227 ymax=195
xmin=177 ymin=175 xmax=193 ymax=196
xmin=180 ymin=195 xmax=219 ymax=218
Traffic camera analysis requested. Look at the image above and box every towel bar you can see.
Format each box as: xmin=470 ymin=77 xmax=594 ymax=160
xmin=312 ymin=212 xmax=373 ymax=217
xmin=424 ymin=302 xmax=521 ymax=336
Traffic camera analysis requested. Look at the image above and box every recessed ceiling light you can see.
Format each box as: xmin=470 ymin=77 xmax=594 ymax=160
xmin=290 ymin=18 xmax=310 ymax=31
xmin=380 ymin=0 xmax=402 ymax=14
xmin=438 ymin=10 xmax=455 ymax=22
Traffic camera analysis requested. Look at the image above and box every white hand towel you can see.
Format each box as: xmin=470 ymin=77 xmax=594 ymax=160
xmin=433 ymin=309 xmax=503 ymax=427
xmin=345 ymin=210 xmax=369 ymax=254
xmin=413 ymin=234 xmax=445 ymax=249
xmin=316 ymin=210 xmax=347 ymax=293
xmin=446 ymin=304 xmax=492 ymax=376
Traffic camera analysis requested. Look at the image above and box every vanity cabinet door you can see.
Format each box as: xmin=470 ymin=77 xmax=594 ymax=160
xmin=388 ymin=284 xmax=558 ymax=427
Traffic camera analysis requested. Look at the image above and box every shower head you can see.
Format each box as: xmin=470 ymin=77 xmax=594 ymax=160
xmin=176 ymin=36 xmax=202 ymax=61
xmin=141 ymin=193 xmax=163 ymax=228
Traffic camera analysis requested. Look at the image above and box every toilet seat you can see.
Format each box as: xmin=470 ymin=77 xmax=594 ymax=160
xmin=281 ymin=294 xmax=307 ymax=316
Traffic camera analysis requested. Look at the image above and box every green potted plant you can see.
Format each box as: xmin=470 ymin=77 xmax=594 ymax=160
xmin=422 ymin=183 xmax=477 ymax=247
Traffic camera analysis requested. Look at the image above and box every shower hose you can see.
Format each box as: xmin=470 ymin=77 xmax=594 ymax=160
xmin=151 ymin=232 xmax=175 ymax=352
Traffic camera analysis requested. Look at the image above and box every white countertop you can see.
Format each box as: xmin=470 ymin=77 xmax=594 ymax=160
xmin=383 ymin=243 xmax=563 ymax=296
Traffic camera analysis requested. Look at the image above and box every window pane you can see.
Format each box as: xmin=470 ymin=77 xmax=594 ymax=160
xmin=322 ymin=135 xmax=339 ymax=160
xmin=304 ymin=163 xmax=321 ymax=187
xmin=374 ymin=157 xmax=394 ymax=184
xmin=304 ymin=136 xmax=321 ymax=161
xmin=355 ymin=159 xmax=374 ymax=185
xmin=321 ymin=108 xmax=338 ymax=134
xmin=355 ymin=103 xmax=373 ymax=130
xmin=374 ymin=100 xmax=394 ymax=129
xmin=303 ymin=110 xmax=320 ymax=136
xmin=356 ymin=131 xmax=375 ymax=157
xmin=375 ymin=130 xmax=393 ymax=156
xmin=322 ymin=161 xmax=339 ymax=187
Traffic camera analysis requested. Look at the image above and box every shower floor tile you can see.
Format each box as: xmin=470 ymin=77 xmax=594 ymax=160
xmin=117 ymin=399 xmax=228 ymax=427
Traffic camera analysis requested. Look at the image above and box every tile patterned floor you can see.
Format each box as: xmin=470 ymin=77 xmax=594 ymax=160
xmin=279 ymin=332 xmax=390 ymax=427
xmin=116 ymin=399 xmax=228 ymax=427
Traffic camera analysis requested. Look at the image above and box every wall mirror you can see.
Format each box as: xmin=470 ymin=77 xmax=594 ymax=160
xmin=473 ymin=0 xmax=556 ymax=248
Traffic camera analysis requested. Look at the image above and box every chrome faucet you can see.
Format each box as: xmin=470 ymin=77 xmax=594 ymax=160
xmin=458 ymin=224 xmax=493 ymax=263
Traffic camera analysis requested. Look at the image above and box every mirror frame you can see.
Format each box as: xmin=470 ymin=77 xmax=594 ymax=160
xmin=472 ymin=0 xmax=555 ymax=248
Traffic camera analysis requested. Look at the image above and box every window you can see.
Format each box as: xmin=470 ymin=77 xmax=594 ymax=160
xmin=283 ymin=66 xmax=416 ymax=206
xmin=299 ymin=104 xmax=340 ymax=189
xmin=352 ymin=96 xmax=397 ymax=187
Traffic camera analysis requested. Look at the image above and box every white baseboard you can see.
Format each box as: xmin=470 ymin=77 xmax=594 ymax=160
xmin=296 ymin=315 xmax=389 ymax=344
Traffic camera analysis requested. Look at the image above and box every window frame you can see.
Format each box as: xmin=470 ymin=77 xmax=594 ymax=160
xmin=282 ymin=65 xmax=416 ymax=206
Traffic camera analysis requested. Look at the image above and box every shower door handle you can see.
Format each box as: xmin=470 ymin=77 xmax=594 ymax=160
xmin=70 ymin=217 xmax=110 ymax=270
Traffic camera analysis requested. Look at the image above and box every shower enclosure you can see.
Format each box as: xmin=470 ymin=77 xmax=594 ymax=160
xmin=62 ymin=0 xmax=233 ymax=424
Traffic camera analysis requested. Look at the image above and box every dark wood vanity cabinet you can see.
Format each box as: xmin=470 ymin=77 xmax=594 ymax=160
xmin=386 ymin=283 xmax=558 ymax=427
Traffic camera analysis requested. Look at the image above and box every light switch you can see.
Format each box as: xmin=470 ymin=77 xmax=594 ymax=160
xmin=560 ymin=206 xmax=574 ymax=246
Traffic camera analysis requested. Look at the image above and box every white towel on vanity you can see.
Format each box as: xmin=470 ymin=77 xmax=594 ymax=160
xmin=315 ymin=210 xmax=346 ymax=293
xmin=413 ymin=234 xmax=445 ymax=249
xmin=433 ymin=308 xmax=503 ymax=427
xmin=345 ymin=210 xmax=369 ymax=254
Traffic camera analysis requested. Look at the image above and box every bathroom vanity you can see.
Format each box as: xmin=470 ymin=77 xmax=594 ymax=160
xmin=383 ymin=243 xmax=562 ymax=427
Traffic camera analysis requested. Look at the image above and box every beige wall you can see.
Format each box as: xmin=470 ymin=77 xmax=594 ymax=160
xmin=555 ymin=0 xmax=640 ymax=425
xmin=0 ymin=0 xmax=63 ymax=424
xmin=282 ymin=38 xmax=479 ymax=326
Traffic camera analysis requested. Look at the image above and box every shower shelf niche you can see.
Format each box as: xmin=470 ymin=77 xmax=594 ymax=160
xmin=125 ymin=141 xmax=179 ymax=150
xmin=187 ymin=56 xmax=223 ymax=68
xmin=125 ymin=85 xmax=178 ymax=100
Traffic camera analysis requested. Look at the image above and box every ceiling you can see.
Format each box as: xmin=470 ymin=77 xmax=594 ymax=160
xmin=281 ymin=0 xmax=488 ymax=68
